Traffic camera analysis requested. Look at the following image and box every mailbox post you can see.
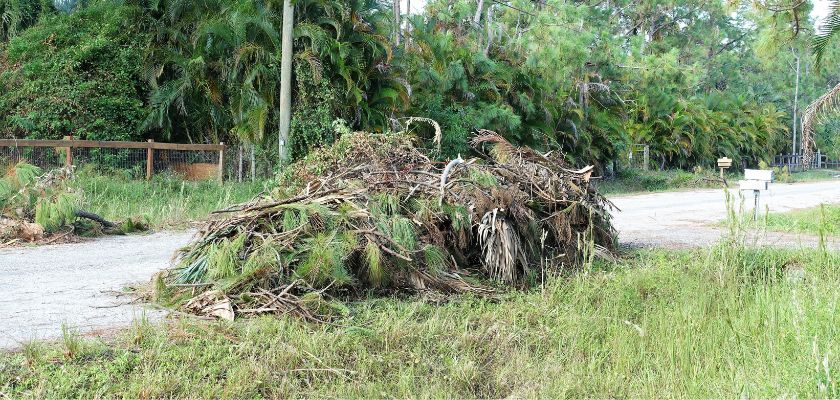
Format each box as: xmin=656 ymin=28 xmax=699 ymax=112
xmin=739 ymin=169 xmax=774 ymax=220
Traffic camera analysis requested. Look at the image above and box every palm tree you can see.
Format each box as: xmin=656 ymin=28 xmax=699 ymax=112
xmin=801 ymin=1 xmax=840 ymax=166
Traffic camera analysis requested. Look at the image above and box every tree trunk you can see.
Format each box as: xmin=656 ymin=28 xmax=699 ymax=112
xmin=404 ymin=0 xmax=410 ymax=51
xmin=473 ymin=0 xmax=484 ymax=24
xmin=483 ymin=5 xmax=493 ymax=56
xmin=393 ymin=0 xmax=401 ymax=46
xmin=278 ymin=0 xmax=294 ymax=164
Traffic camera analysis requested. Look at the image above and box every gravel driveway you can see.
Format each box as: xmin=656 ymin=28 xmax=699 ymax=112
xmin=0 ymin=180 xmax=838 ymax=349
xmin=0 ymin=231 xmax=194 ymax=349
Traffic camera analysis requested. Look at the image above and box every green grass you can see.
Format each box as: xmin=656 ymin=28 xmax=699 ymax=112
xmin=598 ymin=168 xmax=840 ymax=196
xmin=788 ymin=168 xmax=840 ymax=182
xmin=75 ymin=172 xmax=266 ymax=229
xmin=3 ymin=245 xmax=840 ymax=397
xmin=764 ymin=204 xmax=840 ymax=236
xmin=595 ymin=168 xmax=727 ymax=195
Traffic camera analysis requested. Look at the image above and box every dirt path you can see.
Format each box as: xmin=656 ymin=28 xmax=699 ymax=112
xmin=609 ymin=180 xmax=840 ymax=249
xmin=0 ymin=231 xmax=194 ymax=349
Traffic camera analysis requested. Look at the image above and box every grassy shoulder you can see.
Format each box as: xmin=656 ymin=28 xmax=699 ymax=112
xmin=2 ymin=246 xmax=839 ymax=397
xmin=76 ymin=172 xmax=266 ymax=229
xmin=597 ymin=167 xmax=840 ymax=196
xmin=764 ymin=204 xmax=840 ymax=236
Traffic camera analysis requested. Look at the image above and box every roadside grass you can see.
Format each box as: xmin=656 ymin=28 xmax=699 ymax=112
xmin=791 ymin=168 xmax=840 ymax=182
xmin=2 ymin=245 xmax=839 ymax=397
xmin=598 ymin=167 xmax=840 ymax=196
xmin=75 ymin=172 xmax=266 ymax=229
xmin=764 ymin=204 xmax=840 ymax=236
xmin=595 ymin=168 xmax=723 ymax=195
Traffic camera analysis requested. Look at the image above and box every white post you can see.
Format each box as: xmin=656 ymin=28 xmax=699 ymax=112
xmin=278 ymin=0 xmax=294 ymax=165
xmin=792 ymin=53 xmax=800 ymax=156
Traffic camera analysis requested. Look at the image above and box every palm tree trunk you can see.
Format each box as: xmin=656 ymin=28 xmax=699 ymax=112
xmin=278 ymin=0 xmax=294 ymax=164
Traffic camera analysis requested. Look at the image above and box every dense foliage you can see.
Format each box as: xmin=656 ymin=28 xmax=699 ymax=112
xmin=1 ymin=0 xmax=838 ymax=170
xmin=0 ymin=2 xmax=149 ymax=141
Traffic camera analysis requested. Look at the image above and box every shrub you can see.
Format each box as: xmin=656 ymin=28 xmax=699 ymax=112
xmin=0 ymin=2 xmax=149 ymax=141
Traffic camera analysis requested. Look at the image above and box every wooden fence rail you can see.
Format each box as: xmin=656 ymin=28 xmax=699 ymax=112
xmin=0 ymin=138 xmax=225 ymax=181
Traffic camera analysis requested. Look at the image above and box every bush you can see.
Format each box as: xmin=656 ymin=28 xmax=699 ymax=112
xmin=0 ymin=2 xmax=149 ymax=141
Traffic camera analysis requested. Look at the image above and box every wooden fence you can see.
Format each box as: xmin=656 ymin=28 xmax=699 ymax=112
xmin=772 ymin=151 xmax=840 ymax=172
xmin=0 ymin=138 xmax=226 ymax=181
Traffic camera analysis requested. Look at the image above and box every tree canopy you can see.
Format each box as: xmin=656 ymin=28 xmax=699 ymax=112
xmin=1 ymin=0 xmax=838 ymax=169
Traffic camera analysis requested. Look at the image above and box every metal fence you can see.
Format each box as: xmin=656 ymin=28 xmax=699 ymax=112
xmin=772 ymin=151 xmax=840 ymax=173
xmin=225 ymin=144 xmax=276 ymax=182
xmin=628 ymin=144 xmax=650 ymax=171
xmin=0 ymin=138 xmax=226 ymax=181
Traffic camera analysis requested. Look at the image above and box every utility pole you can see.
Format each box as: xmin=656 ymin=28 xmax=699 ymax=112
xmin=792 ymin=49 xmax=800 ymax=156
xmin=278 ymin=0 xmax=294 ymax=164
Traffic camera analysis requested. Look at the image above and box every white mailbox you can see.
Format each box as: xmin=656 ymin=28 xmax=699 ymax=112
xmin=739 ymin=169 xmax=773 ymax=220
xmin=738 ymin=179 xmax=769 ymax=191
xmin=744 ymin=169 xmax=774 ymax=182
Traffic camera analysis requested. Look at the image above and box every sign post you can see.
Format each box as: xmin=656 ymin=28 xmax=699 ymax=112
xmin=717 ymin=157 xmax=732 ymax=179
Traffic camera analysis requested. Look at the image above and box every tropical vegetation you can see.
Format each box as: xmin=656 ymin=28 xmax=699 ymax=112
xmin=1 ymin=0 xmax=838 ymax=171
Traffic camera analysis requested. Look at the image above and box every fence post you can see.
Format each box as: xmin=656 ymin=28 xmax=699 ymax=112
xmin=62 ymin=135 xmax=73 ymax=167
xmin=643 ymin=145 xmax=649 ymax=171
xmin=817 ymin=150 xmax=822 ymax=169
xmin=250 ymin=144 xmax=256 ymax=181
xmin=218 ymin=142 xmax=225 ymax=183
xmin=237 ymin=145 xmax=243 ymax=183
xmin=146 ymin=139 xmax=154 ymax=180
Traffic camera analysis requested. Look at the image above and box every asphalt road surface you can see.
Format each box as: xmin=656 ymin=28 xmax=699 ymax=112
xmin=610 ymin=180 xmax=840 ymax=249
xmin=0 ymin=180 xmax=838 ymax=349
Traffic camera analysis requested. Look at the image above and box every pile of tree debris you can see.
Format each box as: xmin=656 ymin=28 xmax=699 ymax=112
xmin=0 ymin=163 xmax=142 ymax=245
xmin=162 ymin=130 xmax=616 ymax=321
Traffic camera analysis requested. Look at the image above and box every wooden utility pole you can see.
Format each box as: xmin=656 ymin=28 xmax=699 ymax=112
xmin=278 ymin=0 xmax=294 ymax=164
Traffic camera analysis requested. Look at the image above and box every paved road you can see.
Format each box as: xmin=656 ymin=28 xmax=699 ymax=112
xmin=0 ymin=231 xmax=193 ymax=349
xmin=610 ymin=180 xmax=840 ymax=249
xmin=0 ymin=180 xmax=837 ymax=349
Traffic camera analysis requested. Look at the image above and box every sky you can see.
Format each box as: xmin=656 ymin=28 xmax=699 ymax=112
xmin=812 ymin=0 xmax=832 ymax=30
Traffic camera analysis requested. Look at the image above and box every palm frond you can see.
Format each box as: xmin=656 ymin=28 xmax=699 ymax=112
xmin=801 ymin=82 xmax=840 ymax=165
xmin=814 ymin=0 xmax=840 ymax=66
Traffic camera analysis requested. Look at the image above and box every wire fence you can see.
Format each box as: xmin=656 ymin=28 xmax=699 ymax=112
xmin=0 ymin=139 xmax=227 ymax=181
xmin=224 ymin=144 xmax=276 ymax=182
xmin=627 ymin=144 xmax=650 ymax=170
